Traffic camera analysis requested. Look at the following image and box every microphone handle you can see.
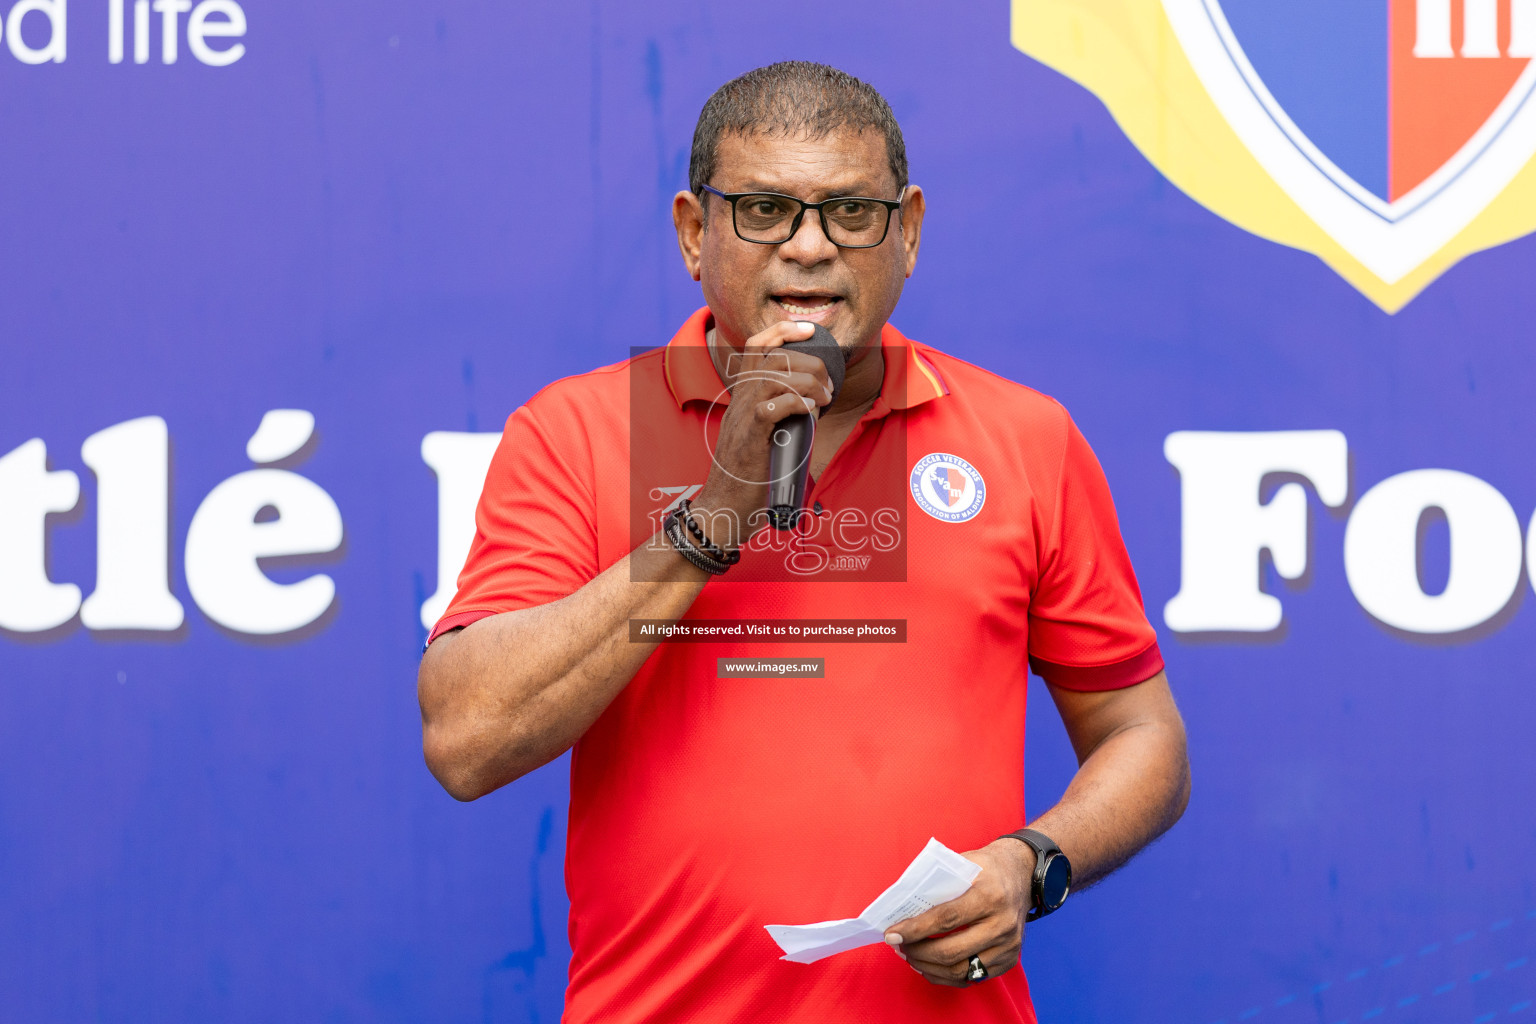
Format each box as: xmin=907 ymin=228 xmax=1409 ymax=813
xmin=766 ymin=412 xmax=814 ymax=530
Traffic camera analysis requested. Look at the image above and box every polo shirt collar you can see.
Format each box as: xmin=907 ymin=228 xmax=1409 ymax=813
xmin=661 ymin=307 xmax=948 ymax=412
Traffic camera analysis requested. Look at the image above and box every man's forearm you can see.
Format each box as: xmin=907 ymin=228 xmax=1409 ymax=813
xmin=1007 ymin=673 xmax=1191 ymax=891
xmin=417 ymin=532 xmax=708 ymax=800
xmin=883 ymin=673 xmax=1188 ymax=988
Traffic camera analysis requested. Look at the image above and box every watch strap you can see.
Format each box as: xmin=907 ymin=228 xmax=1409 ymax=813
xmin=999 ymin=827 xmax=1069 ymax=921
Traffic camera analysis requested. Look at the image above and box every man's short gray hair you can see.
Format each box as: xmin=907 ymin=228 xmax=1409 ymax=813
xmin=688 ymin=61 xmax=908 ymax=197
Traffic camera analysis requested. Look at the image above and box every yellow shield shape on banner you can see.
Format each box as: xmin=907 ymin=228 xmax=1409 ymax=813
xmin=1011 ymin=0 xmax=1536 ymax=312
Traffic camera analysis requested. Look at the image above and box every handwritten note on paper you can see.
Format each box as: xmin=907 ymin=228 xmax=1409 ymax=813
xmin=764 ymin=838 xmax=982 ymax=964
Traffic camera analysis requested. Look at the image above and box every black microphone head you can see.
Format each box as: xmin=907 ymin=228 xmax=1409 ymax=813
xmin=781 ymin=323 xmax=846 ymax=404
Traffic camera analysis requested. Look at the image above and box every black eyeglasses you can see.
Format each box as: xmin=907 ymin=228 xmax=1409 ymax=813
xmin=698 ymin=184 xmax=906 ymax=249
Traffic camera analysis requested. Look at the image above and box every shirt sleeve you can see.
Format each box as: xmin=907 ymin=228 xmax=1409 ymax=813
xmin=427 ymin=394 xmax=600 ymax=644
xmin=1026 ymin=413 xmax=1164 ymax=691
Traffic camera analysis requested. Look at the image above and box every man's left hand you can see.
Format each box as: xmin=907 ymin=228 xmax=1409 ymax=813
xmin=883 ymin=839 xmax=1035 ymax=987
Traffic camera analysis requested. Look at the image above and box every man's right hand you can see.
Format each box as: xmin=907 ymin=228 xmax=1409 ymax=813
xmin=419 ymin=323 xmax=834 ymax=799
xmin=690 ymin=320 xmax=835 ymax=548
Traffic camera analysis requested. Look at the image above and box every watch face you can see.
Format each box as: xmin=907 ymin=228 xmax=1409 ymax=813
xmin=1041 ymin=853 xmax=1072 ymax=910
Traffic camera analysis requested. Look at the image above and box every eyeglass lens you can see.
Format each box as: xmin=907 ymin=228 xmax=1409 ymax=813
xmin=732 ymin=194 xmax=891 ymax=247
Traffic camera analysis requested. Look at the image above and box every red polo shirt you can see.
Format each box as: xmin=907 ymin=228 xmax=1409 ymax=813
xmin=433 ymin=308 xmax=1163 ymax=1023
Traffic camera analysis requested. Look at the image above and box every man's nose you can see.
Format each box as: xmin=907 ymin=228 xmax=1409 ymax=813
xmin=777 ymin=209 xmax=839 ymax=265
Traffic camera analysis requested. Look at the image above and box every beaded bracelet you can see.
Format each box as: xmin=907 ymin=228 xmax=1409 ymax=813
xmin=663 ymin=509 xmax=732 ymax=575
xmin=677 ymin=499 xmax=741 ymax=566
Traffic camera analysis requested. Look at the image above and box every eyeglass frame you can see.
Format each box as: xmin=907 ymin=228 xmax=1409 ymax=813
xmin=697 ymin=183 xmax=908 ymax=249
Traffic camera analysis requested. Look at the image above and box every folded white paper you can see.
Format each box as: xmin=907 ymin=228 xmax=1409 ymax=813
xmin=764 ymin=838 xmax=982 ymax=964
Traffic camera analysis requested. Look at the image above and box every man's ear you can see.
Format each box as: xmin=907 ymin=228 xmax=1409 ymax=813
xmin=898 ymin=185 xmax=925 ymax=279
xmin=673 ymin=190 xmax=705 ymax=282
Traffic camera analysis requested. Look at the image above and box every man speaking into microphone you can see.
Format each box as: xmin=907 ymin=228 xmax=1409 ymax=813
xmin=417 ymin=62 xmax=1189 ymax=1023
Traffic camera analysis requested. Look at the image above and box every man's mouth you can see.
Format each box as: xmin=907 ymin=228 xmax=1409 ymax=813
xmin=773 ymin=295 xmax=843 ymax=317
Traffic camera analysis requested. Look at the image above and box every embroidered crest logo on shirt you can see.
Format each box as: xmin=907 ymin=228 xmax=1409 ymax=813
xmin=1011 ymin=0 xmax=1536 ymax=312
xmin=911 ymin=453 xmax=986 ymax=523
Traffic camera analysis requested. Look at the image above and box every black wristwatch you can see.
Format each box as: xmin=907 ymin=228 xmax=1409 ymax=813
xmin=999 ymin=828 xmax=1073 ymax=921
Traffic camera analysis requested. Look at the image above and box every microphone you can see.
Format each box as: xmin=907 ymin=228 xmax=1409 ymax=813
xmin=766 ymin=323 xmax=846 ymax=531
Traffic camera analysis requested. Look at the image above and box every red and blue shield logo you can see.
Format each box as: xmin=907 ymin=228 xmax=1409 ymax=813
xmin=930 ymin=466 xmax=968 ymax=508
xmin=1216 ymin=0 xmax=1533 ymax=205
xmin=1011 ymin=0 xmax=1536 ymax=310
xmin=1166 ymin=0 xmax=1536 ymax=285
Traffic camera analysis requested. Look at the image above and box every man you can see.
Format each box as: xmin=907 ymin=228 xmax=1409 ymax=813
xmin=418 ymin=62 xmax=1189 ymax=1022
